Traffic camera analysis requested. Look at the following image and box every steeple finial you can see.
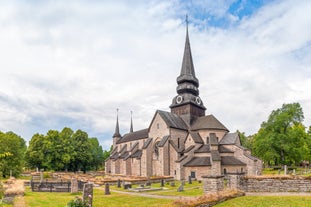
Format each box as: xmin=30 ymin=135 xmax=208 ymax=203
xmin=113 ymin=108 xmax=121 ymax=137
xmin=130 ymin=111 xmax=133 ymax=133
xmin=186 ymin=15 xmax=189 ymax=31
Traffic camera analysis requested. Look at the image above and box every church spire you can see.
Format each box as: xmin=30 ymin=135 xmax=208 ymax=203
xmin=170 ymin=16 xmax=206 ymax=125
xmin=113 ymin=108 xmax=121 ymax=138
xmin=176 ymin=15 xmax=199 ymax=94
xmin=130 ymin=111 xmax=133 ymax=133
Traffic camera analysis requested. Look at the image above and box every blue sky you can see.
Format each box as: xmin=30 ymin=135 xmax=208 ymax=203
xmin=0 ymin=0 xmax=310 ymax=150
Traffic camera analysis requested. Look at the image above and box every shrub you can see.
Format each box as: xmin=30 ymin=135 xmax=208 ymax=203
xmin=67 ymin=196 xmax=89 ymax=207
xmin=0 ymin=182 xmax=4 ymax=199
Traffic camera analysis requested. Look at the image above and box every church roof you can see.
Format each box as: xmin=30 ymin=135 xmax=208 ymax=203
xmin=194 ymin=144 xmax=210 ymax=153
xmin=190 ymin=132 xmax=204 ymax=144
xmin=184 ymin=156 xmax=211 ymax=167
xmin=157 ymin=110 xmax=188 ymax=130
xmin=219 ymin=145 xmax=233 ymax=153
xmin=219 ymin=132 xmax=239 ymax=145
xmin=221 ymin=156 xmax=246 ymax=166
xmin=191 ymin=115 xmax=229 ymax=131
xmin=142 ymin=138 xmax=153 ymax=149
xmin=158 ymin=135 xmax=170 ymax=147
xmin=117 ymin=128 xmax=148 ymax=144
xmin=131 ymin=149 xmax=142 ymax=159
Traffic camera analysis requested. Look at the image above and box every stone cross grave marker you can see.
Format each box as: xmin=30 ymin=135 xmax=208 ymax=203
xmin=83 ymin=183 xmax=93 ymax=207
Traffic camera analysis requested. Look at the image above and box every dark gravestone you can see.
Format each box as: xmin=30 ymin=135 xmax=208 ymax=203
xmin=117 ymin=179 xmax=121 ymax=188
xmin=104 ymin=183 xmax=110 ymax=195
xmin=123 ymin=184 xmax=132 ymax=189
xmin=177 ymin=184 xmax=184 ymax=192
xmin=160 ymin=179 xmax=164 ymax=187
xmin=82 ymin=183 xmax=93 ymax=207
xmin=188 ymin=176 xmax=192 ymax=184
xmin=170 ymin=182 xmax=175 ymax=187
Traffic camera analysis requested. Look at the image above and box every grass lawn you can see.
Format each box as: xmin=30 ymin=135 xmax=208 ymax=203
xmin=23 ymin=188 xmax=173 ymax=207
xmin=110 ymin=180 xmax=204 ymax=196
xmin=214 ymin=196 xmax=311 ymax=207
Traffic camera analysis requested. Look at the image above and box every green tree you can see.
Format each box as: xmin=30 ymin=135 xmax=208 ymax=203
xmin=252 ymin=103 xmax=310 ymax=166
xmin=71 ymin=130 xmax=91 ymax=173
xmin=89 ymin=138 xmax=104 ymax=170
xmin=25 ymin=133 xmax=46 ymax=169
xmin=0 ymin=131 xmax=27 ymax=177
xmin=59 ymin=127 xmax=74 ymax=171
xmin=238 ymin=130 xmax=253 ymax=150
xmin=103 ymin=145 xmax=113 ymax=161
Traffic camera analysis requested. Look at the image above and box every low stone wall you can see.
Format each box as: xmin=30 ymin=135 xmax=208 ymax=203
xmin=241 ymin=176 xmax=311 ymax=192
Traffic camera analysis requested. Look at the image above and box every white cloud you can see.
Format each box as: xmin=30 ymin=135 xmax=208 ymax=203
xmin=0 ymin=0 xmax=310 ymax=149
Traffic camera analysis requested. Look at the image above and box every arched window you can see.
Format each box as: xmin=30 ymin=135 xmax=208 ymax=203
xmin=224 ymin=168 xmax=227 ymax=174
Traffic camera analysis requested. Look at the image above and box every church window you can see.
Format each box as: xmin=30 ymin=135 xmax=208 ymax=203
xmin=178 ymin=138 xmax=180 ymax=148
xmin=190 ymin=171 xmax=196 ymax=178
xmin=206 ymin=137 xmax=209 ymax=144
xmin=241 ymin=168 xmax=243 ymax=172
xmin=174 ymin=170 xmax=176 ymax=175
xmin=224 ymin=168 xmax=227 ymax=174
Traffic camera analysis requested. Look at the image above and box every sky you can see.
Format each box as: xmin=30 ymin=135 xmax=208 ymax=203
xmin=0 ymin=0 xmax=310 ymax=150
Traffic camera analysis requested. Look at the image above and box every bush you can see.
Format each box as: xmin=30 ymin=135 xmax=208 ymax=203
xmin=67 ymin=197 xmax=89 ymax=207
xmin=0 ymin=182 xmax=4 ymax=199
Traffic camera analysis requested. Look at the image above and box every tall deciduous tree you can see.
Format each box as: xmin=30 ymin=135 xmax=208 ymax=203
xmin=0 ymin=131 xmax=26 ymax=177
xmin=253 ymin=103 xmax=310 ymax=166
xmin=25 ymin=127 xmax=103 ymax=172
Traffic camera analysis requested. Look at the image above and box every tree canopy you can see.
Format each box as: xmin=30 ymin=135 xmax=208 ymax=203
xmin=252 ymin=103 xmax=311 ymax=166
xmin=0 ymin=131 xmax=26 ymax=177
xmin=25 ymin=127 xmax=104 ymax=172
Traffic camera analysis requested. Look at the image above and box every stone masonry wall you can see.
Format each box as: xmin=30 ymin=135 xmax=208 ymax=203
xmin=241 ymin=177 xmax=311 ymax=192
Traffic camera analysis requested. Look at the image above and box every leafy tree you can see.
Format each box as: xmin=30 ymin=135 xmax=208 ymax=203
xmin=252 ymin=103 xmax=310 ymax=166
xmin=238 ymin=131 xmax=253 ymax=150
xmin=89 ymin=138 xmax=104 ymax=170
xmin=71 ymin=130 xmax=91 ymax=173
xmin=25 ymin=133 xmax=45 ymax=169
xmin=0 ymin=131 xmax=26 ymax=177
xmin=103 ymin=145 xmax=113 ymax=161
xmin=26 ymin=127 xmax=103 ymax=172
xmin=59 ymin=127 xmax=75 ymax=171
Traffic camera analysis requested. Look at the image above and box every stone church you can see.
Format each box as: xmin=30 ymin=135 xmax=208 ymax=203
xmin=105 ymin=26 xmax=262 ymax=180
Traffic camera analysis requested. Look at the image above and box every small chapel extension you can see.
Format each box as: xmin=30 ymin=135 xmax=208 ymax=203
xmin=105 ymin=24 xmax=262 ymax=180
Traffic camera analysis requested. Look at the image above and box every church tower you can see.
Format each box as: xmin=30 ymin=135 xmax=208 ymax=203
xmin=170 ymin=20 xmax=206 ymax=125
xmin=113 ymin=109 xmax=121 ymax=148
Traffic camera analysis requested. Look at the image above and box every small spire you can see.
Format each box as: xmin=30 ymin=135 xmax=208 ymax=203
xmin=130 ymin=111 xmax=133 ymax=133
xmin=113 ymin=108 xmax=121 ymax=137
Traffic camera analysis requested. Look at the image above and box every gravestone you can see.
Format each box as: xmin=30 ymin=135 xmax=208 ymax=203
xmin=83 ymin=183 xmax=93 ymax=207
xmin=170 ymin=182 xmax=175 ymax=187
xmin=40 ymin=170 xmax=44 ymax=182
xmin=117 ymin=179 xmax=121 ymax=188
xmin=188 ymin=176 xmax=192 ymax=184
xmin=71 ymin=178 xmax=78 ymax=193
xmin=160 ymin=179 xmax=164 ymax=187
xmin=105 ymin=183 xmax=110 ymax=195
xmin=177 ymin=182 xmax=184 ymax=192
